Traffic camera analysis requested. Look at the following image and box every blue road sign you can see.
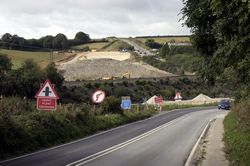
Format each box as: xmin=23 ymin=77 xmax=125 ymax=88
xmin=121 ymin=97 xmax=132 ymax=110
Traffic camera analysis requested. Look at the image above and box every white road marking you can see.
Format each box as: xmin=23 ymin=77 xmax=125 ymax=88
xmin=184 ymin=118 xmax=215 ymax=166
xmin=66 ymin=114 xmax=189 ymax=166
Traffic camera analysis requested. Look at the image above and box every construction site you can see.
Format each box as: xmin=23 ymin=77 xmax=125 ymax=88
xmin=57 ymin=51 xmax=175 ymax=81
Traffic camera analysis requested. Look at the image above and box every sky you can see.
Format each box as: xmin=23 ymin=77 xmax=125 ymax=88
xmin=0 ymin=0 xmax=190 ymax=39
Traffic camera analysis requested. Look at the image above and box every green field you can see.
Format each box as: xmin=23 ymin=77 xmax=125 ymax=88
xmin=103 ymin=40 xmax=129 ymax=51
xmin=135 ymin=36 xmax=190 ymax=44
xmin=71 ymin=42 xmax=110 ymax=50
xmin=0 ymin=49 xmax=69 ymax=69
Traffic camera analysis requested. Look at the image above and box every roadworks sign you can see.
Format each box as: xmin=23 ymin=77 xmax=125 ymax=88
xmin=35 ymin=79 xmax=59 ymax=99
xmin=35 ymin=79 xmax=59 ymax=111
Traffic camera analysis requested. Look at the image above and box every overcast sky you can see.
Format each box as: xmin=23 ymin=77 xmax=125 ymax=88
xmin=0 ymin=0 xmax=190 ymax=39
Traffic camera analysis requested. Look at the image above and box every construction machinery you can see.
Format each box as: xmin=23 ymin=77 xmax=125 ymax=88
xmin=99 ymin=71 xmax=131 ymax=80
xmin=121 ymin=71 xmax=131 ymax=79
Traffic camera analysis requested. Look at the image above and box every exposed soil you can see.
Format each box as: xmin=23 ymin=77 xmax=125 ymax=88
xmin=57 ymin=51 xmax=175 ymax=81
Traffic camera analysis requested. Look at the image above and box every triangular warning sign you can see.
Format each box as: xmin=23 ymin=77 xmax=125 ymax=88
xmin=35 ymin=79 xmax=59 ymax=99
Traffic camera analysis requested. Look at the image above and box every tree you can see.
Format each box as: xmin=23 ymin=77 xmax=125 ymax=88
xmin=45 ymin=62 xmax=64 ymax=88
xmin=159 ymin=43 xmax=170 ymax=58
xmin=43 ymin=35 xmax=54 ymax=49
xmin=74 ymin=32 xmax=90 ymax=45
xmin=1 ymin=33 xmax=12 ymax=48
xmin=52 ymin=33 xmax=68 ymax=50
xmin=181 ymin=0 xmax=217 ymax=57
xmin=9 ymin=35 xmax=27 ymax=50
xmin=26 ymin=39 xmax=40 ymax=48
xmin=181 ymin=0 xmax=250 ymax=93
xmin=18 ymin=60 xmax=46 ymax=98
xmin=0 ymin=54 xmax=12 ymax=95
xmin=145 ymin=39 xmax=162 ymax=49
xmin=0 ymin=54 xmax=12 ymax=72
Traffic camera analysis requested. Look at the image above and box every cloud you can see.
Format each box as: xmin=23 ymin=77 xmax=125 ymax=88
xmin=0 ymin=0 xmax=190 ymax=39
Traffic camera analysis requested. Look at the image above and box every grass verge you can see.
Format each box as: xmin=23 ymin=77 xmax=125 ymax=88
xmin=0 ymin=97 xmax=157 ymax=160
xmin=0 ymin=97 xmax=218 ymax=160
xmin=162 ymin=103 xmax=217 ymax=111
xmin=224 ymin=109 xmax=250 ymax=165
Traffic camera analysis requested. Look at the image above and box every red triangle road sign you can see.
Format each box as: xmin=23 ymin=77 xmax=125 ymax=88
xmin=35 ymin=79 xmax=59 ymax=99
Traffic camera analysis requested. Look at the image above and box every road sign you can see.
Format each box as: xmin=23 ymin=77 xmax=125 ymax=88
xmin=35 ymin=79 xmax=59 ymax=111
xmin=155 ymin=96 xmax=163 ymax=112
xmin=37 ymin=98 xmax=57 ymax=110
xmin=92 ymin=90 xmax=106 ymax=104
xmin=35 ymin=80 xmax=59 ymax=99
xmin=174 ymin=92 xmax=182 ymax=101
xmin=121 ymin=96 xmax=131 ymax=110
xmin=155 ymin=96 xmax=163 ymax=104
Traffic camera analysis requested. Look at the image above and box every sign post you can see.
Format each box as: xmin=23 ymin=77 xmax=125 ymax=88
xmin=35 ymin=79 xmax=59 ymax=111
xmin=155 ymin=96 xmax=163 ymax=112
xmin=91 ymin=90 xmax=106 ymax=113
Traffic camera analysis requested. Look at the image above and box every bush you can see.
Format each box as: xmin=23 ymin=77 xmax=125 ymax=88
xmin=113 ymin=87 xmax=131 ymax=97
xmin=145 ymin=39 xmax=162 ymax=49
xmin=232 ymin=99 xmax=250 ymax=132
xmin=0 ymin=97 xmax=158 ymax=159
xmin=0 ymin=97 xmax=35 ymax=116
xmin=100 ymin=96 xmax=123 ymax=114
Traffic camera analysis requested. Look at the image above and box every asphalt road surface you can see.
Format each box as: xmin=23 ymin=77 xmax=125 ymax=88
xmin=0 ymin=107 xmax=227 ymax=166
xmin=121 ymin=39 xmax=154 ymax=56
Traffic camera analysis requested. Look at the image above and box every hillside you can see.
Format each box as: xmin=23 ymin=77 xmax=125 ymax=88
xmin=0 ymin=49 xmax=74 ymax=69
xmin=57 ymin=52 xmax=175 ymax=81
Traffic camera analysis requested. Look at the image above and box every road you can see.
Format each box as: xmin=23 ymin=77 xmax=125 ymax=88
xmin=0 ymin=107 xmax=227 ymax=166
xmin=121 ymin=39 xmax=154 ymax=56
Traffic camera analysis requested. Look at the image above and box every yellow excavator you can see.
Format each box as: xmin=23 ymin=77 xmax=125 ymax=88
xmin=121 ymin=71 xmax=131 ymax=79
xmin=100 ymin=71 xmax=131 ymax=80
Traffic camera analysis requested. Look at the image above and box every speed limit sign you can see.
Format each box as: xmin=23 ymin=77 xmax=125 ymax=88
xmin=91 ymin=90 xmax=106 ymax=104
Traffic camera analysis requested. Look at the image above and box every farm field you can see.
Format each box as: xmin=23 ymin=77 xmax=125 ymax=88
xmin=71 ymin=42 xmax=110 ymax=50
xmin=103 ymin=40 xmax=129 ymax=51
xmin=0 ymin=49 xmax=73 ymax=69
xmin=135 ymin=36 xmax=190 ymax=44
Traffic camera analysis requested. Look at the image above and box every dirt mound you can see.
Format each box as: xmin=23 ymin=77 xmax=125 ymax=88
xmin=192 ymin=94 xmax=212 ymax=101
xmin=78 ymin=51 xmax=131 ymax=61
xmin=146 ymin=96 xmax=158 ymax=105
xmin=58 ymin=59 xmax=174 ymax=81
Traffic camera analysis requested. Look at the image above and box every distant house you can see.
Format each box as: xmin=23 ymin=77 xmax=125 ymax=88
xmin=168 ymin=42 xmax=192 ymax=47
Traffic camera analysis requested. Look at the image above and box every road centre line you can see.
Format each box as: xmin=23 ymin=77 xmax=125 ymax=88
xmin=0 ymin=108 xmax=192 ymax=164
xmin=66 ymin=114 xmax=189 ymax=166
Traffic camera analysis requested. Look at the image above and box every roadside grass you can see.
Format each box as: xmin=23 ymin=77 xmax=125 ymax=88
xmin=0 ymin=96 xmax=221 ymax=160
xmin=0 ymin=49 xmax=69 ymax=69
xmin=71 ymin=42 xmax=109 ymax=50
xmin=224 ymin=101 xmax=250 ymax=166
xmin=135 ymin=36 xmax=190 ymax=44
xmin=103 ymin=40 xmax=128 ymax=51
xmin=162 ymin=103 xmax=217 ymax=111
xmin=0 ymin=97 xmax=157 ymax=160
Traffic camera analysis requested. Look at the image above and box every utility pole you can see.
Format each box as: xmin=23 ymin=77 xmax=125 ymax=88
xmin=49 ymin=49 xmax=54 ymax=62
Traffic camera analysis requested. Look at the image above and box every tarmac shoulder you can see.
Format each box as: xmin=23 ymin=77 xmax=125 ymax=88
xmin=201 ymin=113 xmax=229 ymax=166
